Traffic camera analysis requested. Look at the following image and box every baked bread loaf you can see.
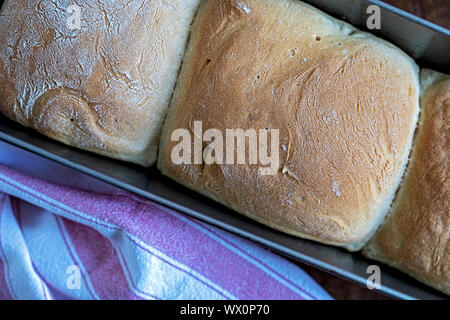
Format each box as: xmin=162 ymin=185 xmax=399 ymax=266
xmin=0 ymin=0 xmax=200 ymax=166
xmin=158 ymin=0 xmax=420 ymax=250
xmin=363 ymin=69 xmax=450 ymax=295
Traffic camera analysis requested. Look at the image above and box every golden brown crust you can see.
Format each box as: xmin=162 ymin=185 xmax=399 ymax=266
xmin=158 ymin=0 xmax=420 ymax=250
xmin=364 ymin=69 xmax=450 ymax=295
xmin=0 ymin=0 xmax=200 ymax=166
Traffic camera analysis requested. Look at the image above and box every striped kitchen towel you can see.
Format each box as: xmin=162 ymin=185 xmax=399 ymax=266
xmin=0 ymin=141 xmax=332 ymax=300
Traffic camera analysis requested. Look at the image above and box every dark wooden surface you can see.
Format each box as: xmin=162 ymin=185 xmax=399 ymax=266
xmin=383 ymin=0 xmax=450 ymax=29
xmin=295 ymin=0 xmax=449 ymax=300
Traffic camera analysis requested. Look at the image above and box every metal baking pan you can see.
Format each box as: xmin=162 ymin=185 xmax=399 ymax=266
xmin=0 ymin=0 xmax=449 ymax=300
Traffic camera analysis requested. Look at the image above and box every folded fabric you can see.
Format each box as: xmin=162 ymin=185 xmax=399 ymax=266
xmin=0 ymin=141 xmax=332 ymax=300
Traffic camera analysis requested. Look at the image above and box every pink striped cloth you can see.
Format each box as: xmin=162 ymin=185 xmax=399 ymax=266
xmin=0 ymin=140 xmax=332 ymax=300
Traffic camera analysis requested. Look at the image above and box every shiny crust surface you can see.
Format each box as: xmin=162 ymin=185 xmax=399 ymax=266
xmin=158 ymin=0 xmax=420 ymax=249
xmin=0 ymin=0 xmax=200 ymax=166
xmin=364 ymin=69 xmax=450 ymax=294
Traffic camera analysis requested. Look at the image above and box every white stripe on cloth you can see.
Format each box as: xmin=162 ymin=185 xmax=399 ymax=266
xmin=114 ymin=234 xmax=232 ymax=300
xmin=163 ymin=213 xmax=317 ymax=300
xmin=0 ymin=173 xmax=237 ymax=300
xmin=197 ymin=221 xmax=330 ymax=299
xmin=0 ymin=140 xmax=332 ymax=300
xmin=0 ymin=195 xmax=51 ymax=300
xmin=17 ymin=201 xmax=98 ymax=299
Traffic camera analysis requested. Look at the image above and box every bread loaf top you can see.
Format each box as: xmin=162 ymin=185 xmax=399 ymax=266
xmin=364 ymin=69 xmax=450 ymax=294
xmin=0 ymin=0 xmax=200 ymax=166
xmin=158 ymin=0 xmax=420 ymax=250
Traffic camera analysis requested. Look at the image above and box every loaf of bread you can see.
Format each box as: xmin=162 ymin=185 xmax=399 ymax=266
xmin=158 ymin=0 xmax=420 ymax=251
xmin=363 ymin=69 xmax=450 ymax=295
xmin=0 ymin=0 xmax=200 ymax=166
